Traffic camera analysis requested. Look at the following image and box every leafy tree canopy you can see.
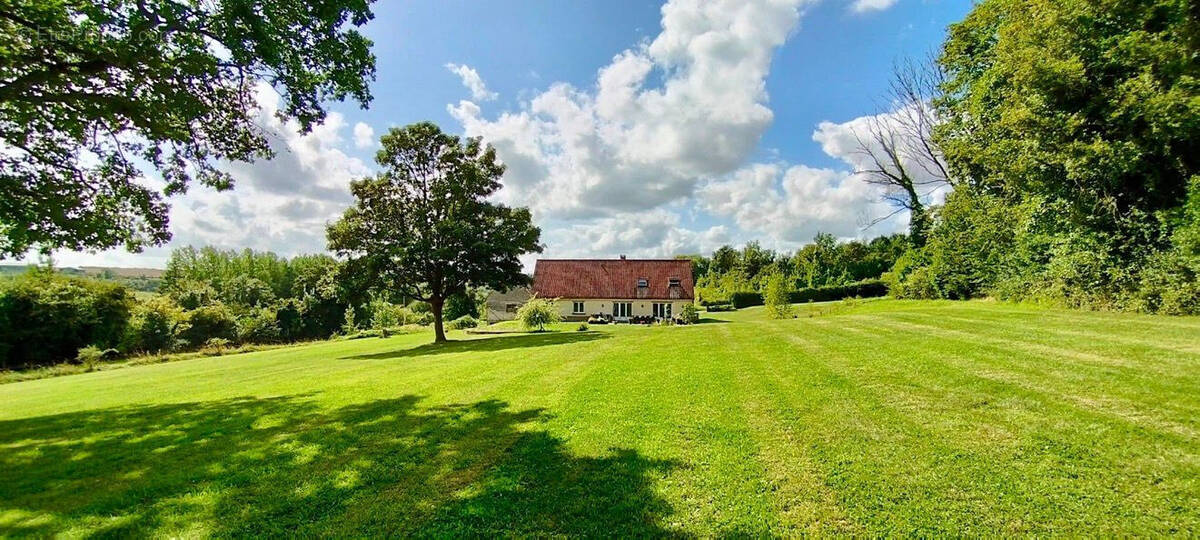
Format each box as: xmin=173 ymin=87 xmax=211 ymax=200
xmin=937 ymin=0 xmax=1198 ymax=221
xmin=0 ymin=0 xmax=377 ymax=257
xmin=327 ymin=122 xmax=542 ymax=342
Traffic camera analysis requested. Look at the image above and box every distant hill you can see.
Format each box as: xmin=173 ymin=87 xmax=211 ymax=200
xmin=0 ymin=265 xmax=163 ymax=292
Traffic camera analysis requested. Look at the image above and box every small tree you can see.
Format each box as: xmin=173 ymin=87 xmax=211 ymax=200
xmin=679 ymin=303 xmax=700 ymax=325
xmin=342 ymin=305 xmax=358 ymax=335
xmin=764 ymin=273 xmax=794 ymax=319
xmin=327 ymin=122 xmax=542 ymax=343
xmin=517 ymin=296 xmax=560 ymax=332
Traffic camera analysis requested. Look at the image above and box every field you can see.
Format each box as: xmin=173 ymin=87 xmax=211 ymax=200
xmin=1 ymin=300 xmax=1197 ymax=536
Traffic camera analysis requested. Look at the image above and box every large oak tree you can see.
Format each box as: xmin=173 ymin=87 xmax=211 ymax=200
xmin=327 ymin=122 xmax=542 ymax=343
xmin=0 ymin=0 xmax=376 ymax=258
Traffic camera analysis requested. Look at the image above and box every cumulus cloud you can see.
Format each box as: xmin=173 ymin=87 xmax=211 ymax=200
xmin=450 ymin=0 xmax=809 ymax=218
xmin=813 ymin=106 xmax=952 ymax=206
xmin=697 ymin=162 xmax=903 ymax=248
xmin=850 ymin=0 xmax=899 ymax=13
xmin=353 ymin=122 xmax=376 ymax=149
xmin=445 ymin=63 xmax=498 ymax=101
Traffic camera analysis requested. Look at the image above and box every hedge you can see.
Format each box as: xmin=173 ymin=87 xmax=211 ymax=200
xmin=730 ymin=291 xmax=764 ymax=308
xmin=790 ymin=279 xmax=888 ymax=303
xmin=728 ymin=279 xmax=888 ymax=309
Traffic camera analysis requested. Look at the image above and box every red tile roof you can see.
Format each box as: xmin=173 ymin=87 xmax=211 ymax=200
xmin=532 ymin=259 xmax=694 ymax=300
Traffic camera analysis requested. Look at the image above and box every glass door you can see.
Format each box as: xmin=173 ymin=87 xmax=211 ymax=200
xmin=613 ymin=302 xmax=631 ymax=318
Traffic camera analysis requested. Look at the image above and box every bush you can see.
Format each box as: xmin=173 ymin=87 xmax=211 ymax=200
xmin=447 ymin=315 xmax=480 ymax=330
xmin=764 ymin=273 xmax=794 ymax=319
xmin=790 ymin=279 xmax=888 ymax=303
xmin=705 ymin=303 xmax=735 ymax=312
xmin=445 ymin=291 xmax=481 ymax=320
xmin=203 ymin=337 xmax=232 ymax=355
xmin=0 ymin=273 xmax=133 ymax=369
xmin=679 ymin=303 xmax=700 ymax=324
xmin=179 ymin=304 xmax=236 ymax=347
xmin=124 ymin=296 xmax=183 ymax=353
xmin=517 ymin=296 xmax=561 ymax=331
xmin=341 ymin=305 xmax=358 ymax=334
xmin=75 ymin=345 xmax=106 ymax=371
xmin=730 ymin=291 xmax=764 ymax=309
xmin=235 ymin=307 xmax=280 ymax=344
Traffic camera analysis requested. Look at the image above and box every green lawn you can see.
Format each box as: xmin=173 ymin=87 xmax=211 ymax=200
xmin=1 ymin=300 xmax=1197 ymax=536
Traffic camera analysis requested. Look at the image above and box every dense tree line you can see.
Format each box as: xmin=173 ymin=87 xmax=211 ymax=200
xmin=0 ymin=247 xmax=489 ymax=370
xmin=687 ymin=233 xmax=907 ymax=305
xmin=884 ymin=0 xmax=1199 ymax=314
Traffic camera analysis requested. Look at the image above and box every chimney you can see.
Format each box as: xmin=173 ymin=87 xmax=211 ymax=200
xmin=619 ymin=254 xmax=627 ymax=260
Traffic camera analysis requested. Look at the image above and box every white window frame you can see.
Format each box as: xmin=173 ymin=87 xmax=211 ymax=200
xmin=652 ymin=303 xmax=672 ymax=319
xmin=613 ymin=302 xmax=632 ymax=318
xmin=572 ymin=301 xmax=585 ymax=314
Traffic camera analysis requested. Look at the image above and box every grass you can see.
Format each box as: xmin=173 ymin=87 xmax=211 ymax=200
xmin=0 ymin=299 xmax=1196 ymax=536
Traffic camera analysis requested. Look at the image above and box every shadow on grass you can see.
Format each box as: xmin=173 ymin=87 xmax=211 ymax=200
xmin=342 ymin=331 xmax=610 ymax=360
xmin=0 ymin=394 xmax=679 ymax=537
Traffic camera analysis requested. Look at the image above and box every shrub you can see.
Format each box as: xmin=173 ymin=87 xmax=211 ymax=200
xmin=705 ymin=303 xmax=735 ymax=312
xmin=124 ymin=296 xmax=183 ymax=353
xmin=764 ymin=273 xmax=794 ymax=319
xmin=447 ymin=315 xmax=479 ymax=330
xmin=236 ymin=307 xmax=280 ymax=344
xmin=341 ymin=305 xmax=358 ymax=334
xmin=730 ymin=291 xmax=764 ymax=309
xmin=369 ymin=300 xmax=403 ymax=330
xmin=75 ymin=345 xmax=105 ymax=371
xmin=179 ymin=304 xmax=236 ymax=347
xmin=274 ymin=298 xmax=305 ymax=342
xmin=517 ymin=296 xmax=560 ymax=331
xmin=679 ymin=303 xmax=699 ymax=324
xmin=445 ymin=291 xmax=481 ymax=320
xmin=790 ymin=279 xmax=889 ymax=303
xmin=203 ymin=337 xmax=231 ymax=355
xmin=0 ymin=273 xmax=133 ymax=369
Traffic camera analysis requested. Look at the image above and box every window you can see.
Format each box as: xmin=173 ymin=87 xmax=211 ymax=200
xmin=637 ymin=278 xmax=648 ymax=288
xmin=572 ymin=301 xmax=585 ymax=314
xmin=505 ymin=303 xmax=520 ymax=313
xmin=668 ymin=277 xmax=681 ymax=287
xmin=652 ymin=303 xmax=673 ymax=319
xmin=612 ymin=302 xmax=631 ymax=318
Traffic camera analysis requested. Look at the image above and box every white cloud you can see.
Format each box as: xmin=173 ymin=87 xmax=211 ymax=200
xmin=353 ymin=122 xmax=376 ymax=149
xmin=697 ymin=162 xmax=903 ymax=249
xmin=813 ymin=106 xmax=952 ymax=206
xmin=850 ymin=0 xmax=899 ymax=13
xmin=450 ymin=0 xmax=810 ymax=218
xmin=445 ymin=63 xmax=498 ymax=101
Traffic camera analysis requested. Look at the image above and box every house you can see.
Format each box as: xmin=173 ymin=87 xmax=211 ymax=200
xmin=531 ymin=256 xmax=694 ymax=322
xmin=485 ymin=287 xmax=530 ymax=324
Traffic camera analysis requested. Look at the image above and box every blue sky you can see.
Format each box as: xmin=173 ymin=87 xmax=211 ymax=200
xmin=56 ymin=0 xmax=972 ymax=269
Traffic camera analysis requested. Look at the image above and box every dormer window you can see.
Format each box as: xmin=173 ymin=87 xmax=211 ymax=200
xmin=637 ymin=278 xmax=648 ymax=287
xmin=668 ymin=278 xmax=681 ymax=287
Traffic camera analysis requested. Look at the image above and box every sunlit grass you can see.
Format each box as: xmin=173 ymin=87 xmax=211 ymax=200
xmin=1 ymin=300 xmax=1197 ymax=536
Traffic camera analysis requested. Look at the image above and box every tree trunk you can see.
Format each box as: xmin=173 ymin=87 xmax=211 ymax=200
xmin=908 ymin=199 xmax=930 ymax=248
xmin=431 ymin=296 xmax=447 ymax=343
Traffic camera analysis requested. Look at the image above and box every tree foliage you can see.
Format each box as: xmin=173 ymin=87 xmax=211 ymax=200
xmin=0 ymin=0 xmax=377 ymax=257
xmin=937 ymin=0 xmax=1197 ymax=220
xmin=886 ymin=0 xmax=1200 ymax=314
xmin=695 ymin=234 xmax=907 ymax=304
xmin=517 ymin=296 xmax=560 ymax=332
xmin=0 ymin=271 xmax=133 ymax=369
xmin=763 ymin=273 xmax=793 ymax=319
xmin=327 ymin=122 xmax=542 ymax=342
